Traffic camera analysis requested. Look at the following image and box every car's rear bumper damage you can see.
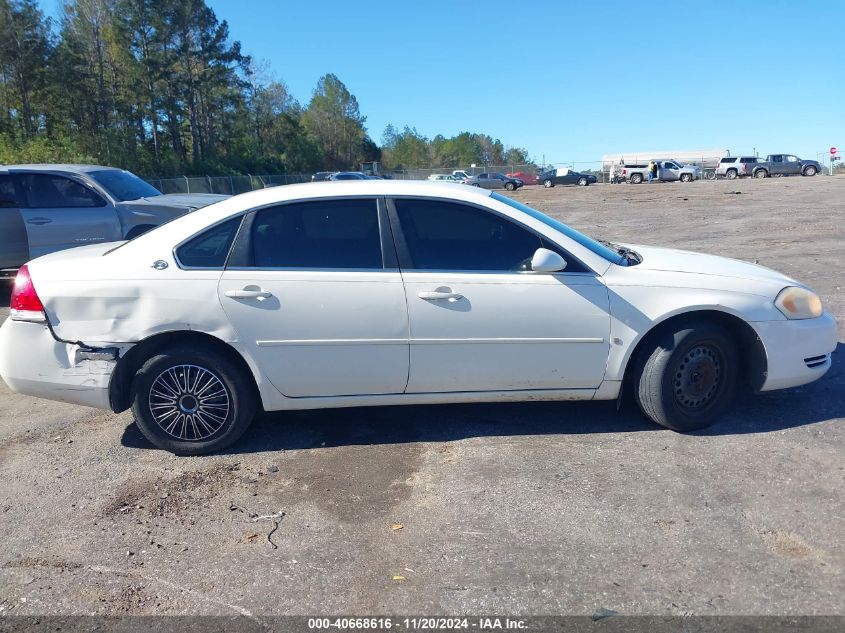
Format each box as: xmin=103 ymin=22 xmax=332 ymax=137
xmin=0 ymin=319 xmax=120 ymax=409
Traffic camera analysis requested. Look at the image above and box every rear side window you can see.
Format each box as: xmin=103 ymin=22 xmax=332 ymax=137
xmin=249 ymin=199 xmax=382 ymax=269
xmin=720 ymin=158 xmax=737 ymax=164
xmin=176 ymin=216 xmax=243 ymax=268
xmin=395 ymin=199 xmax=548 ymax=271
xmin=0 ymin=175 xmax=18 ymax=208
xmin=16 ymin=173 xmax=106 ymax=208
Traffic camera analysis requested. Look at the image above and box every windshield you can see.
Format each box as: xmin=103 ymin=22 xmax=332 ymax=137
xmin=89 ymin=170 xmax=161 ymax=202
xmin=490 ymin=192 xmax=627 ymax=266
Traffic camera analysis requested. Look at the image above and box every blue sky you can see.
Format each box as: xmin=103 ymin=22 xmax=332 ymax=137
xmin=43 ymin=0 xmax=844 ymax=165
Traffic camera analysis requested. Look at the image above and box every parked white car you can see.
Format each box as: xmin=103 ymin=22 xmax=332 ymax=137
xmin=0 ymin=181 xmax=836 ymax=454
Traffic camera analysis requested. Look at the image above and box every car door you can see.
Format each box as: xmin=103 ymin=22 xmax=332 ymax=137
xmin=389 ymin=197 xmax=611 ymax=393
xmin=13 ymin=171 xmax=122 ymax=258
xmin=769 ymin=155 xmax=785 ymax=175
xmin=661 ymin=161 xmax=680 ymax=181
xmin=217 ymin=197 xmax=410 ymax=398
xmin=0 ymin=174 xmax=28 ymax=271
xmin=784 ymin=155 xmax=801 ymax=175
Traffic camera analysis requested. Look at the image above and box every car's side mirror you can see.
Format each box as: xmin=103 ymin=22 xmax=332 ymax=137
xmin=530 ymin=248 xmax=567 ymax=273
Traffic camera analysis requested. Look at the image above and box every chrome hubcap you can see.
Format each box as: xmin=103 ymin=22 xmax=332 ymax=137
xmin=674 ymin=345 xmax=722 ymax=410
xmin=149 ymin=365 xmax=230 ymax=441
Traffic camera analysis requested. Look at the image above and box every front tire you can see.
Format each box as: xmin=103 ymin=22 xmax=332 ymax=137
xmin=725 ymin=169 xmax=738 ymax=180
xmin=680 ymin=173 xmax=693 ymax=182
xmin=803 ymin=165 xmax=817 ymax=176
xmin=634 ymin=323 xmax=739 ymax=432
xmin=578 ymin=177 xmax=588 ymax=186
xmin=505 ymin=182 xmax=516 ymax=191
xmin=131 ymin=346 xmax=256 ymax=455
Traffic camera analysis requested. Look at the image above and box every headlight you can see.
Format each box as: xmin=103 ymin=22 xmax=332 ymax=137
xmin=775 ymin=286 xmax=823 ymax=319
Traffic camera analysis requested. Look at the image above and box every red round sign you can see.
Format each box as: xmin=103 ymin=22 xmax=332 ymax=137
xmin=831 ymin=147 xmax=838 ymax=155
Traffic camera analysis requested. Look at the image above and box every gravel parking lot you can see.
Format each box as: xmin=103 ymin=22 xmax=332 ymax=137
xmin=0 ymin=176 xmax=842 ymax=618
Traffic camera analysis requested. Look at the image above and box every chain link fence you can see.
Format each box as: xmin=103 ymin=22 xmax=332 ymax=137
xmin=145 ymin=155 xmax=758 ymax=193
xmin=147 ymin=173 xmax=312 ymax=195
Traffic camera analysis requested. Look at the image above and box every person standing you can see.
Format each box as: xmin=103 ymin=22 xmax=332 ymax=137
xmin=647 ymin=160 xmax=655 ymax=183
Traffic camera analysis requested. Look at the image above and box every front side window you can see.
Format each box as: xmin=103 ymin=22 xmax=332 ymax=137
xmin=249 ymin=199 xmax=382 ymax=269
xmin=786 ymin=155 xmax=799 ymax=163
xmin=491 ymin=192 xmax=626 ymax=265
xmin=0 ymin=175 xmax=18 ymax=208
xmin=394 ymin=198 xmax=548 ymax=271
xmin=16 ymin=173 xmax=106 ymax=208
xmin=176 ymin=216 xmax=243 ymax=268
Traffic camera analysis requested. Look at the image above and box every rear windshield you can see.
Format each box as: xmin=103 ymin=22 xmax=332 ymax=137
xmin=89 ymin=170 xmax=161 ymax=202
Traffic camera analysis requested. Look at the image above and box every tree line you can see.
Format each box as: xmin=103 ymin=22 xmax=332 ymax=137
xmin=0 ymin=0 xmax=531 ymax=177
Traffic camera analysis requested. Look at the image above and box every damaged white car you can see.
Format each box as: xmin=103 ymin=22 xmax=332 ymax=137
xmin=0 ymin=181 xmax=837 ymax=454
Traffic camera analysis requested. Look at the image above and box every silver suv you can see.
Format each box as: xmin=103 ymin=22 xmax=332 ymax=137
xmin=716 ymin=156 xmax=760 ymax=179
xmin=0 ymin=164 xmax=226 ymax=278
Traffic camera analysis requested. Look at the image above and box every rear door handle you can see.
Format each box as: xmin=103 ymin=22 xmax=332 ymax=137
xmin=418 ymin=290 xmax=463 ymax=301
xmin=225 ymin=288 xmax=273 ymax=299
xmin=26 ymin=217 xmax=52 ymax=225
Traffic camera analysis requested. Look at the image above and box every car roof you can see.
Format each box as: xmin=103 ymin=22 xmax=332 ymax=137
xmin=0 ymin=163 xmax=122 ymax=174
xmin=129 ymin=181 xmax=494 ymax=239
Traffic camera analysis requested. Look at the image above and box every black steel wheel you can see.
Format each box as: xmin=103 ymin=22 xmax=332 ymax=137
xmin=634 ymin=322 xmax=739 ymax=432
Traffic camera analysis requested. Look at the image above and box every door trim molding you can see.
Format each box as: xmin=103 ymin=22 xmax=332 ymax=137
xmin=256 ymin=337 xmax=605 ymax=347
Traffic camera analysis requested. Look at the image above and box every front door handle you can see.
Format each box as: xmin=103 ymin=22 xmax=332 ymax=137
xmin=418 ymin=290 xmax=463 ymax=301
xmin=225 ymin=288 xmax=273 ymax=300
xmin=26 ymin=217 xmax=52 ymax=225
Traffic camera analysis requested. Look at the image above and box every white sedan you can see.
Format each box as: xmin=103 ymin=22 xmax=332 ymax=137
xmin=0 ymin=181 xmax=837 ymax=454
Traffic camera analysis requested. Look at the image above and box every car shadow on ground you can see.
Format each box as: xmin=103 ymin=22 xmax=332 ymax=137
xmin=121 ymin=344 xmax=844 ymax=453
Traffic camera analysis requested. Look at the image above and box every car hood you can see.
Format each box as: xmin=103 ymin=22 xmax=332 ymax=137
xmin=626 ymin=244 xmax=797 ymax=285
xmin=121 ymin=193 xmax=229 ymax=210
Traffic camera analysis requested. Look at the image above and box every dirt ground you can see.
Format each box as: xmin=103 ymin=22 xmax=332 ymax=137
xmin=0 ymin=176 xmax=842 ymax=619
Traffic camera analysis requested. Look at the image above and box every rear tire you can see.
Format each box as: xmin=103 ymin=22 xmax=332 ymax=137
xmin=631 ymin=173 xmax=643 ymax=184
xmin=634 ymin=322 xmax=739 ymax=432
xmin=131 ymin=346 xmax=256 ymax=455
xmin=726 ymin=169 xmax=738 ymax=180
xmin=754 ymin=169 xmax=768 ymax=179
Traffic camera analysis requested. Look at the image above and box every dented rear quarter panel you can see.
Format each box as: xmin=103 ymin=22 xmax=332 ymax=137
xmin=26 ymin=246 xmax=235 ymax=345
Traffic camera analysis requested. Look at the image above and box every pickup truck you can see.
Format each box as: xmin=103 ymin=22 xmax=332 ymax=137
xmin=751 ymin=154 xmax=821 ymax=178
xmin=621 ymin=160 xmax=701 ymax=184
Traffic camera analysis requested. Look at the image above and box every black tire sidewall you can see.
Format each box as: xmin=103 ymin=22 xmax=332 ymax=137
xmin=131 ymin=348 xmax=256 ymax=455
xmin=640 ymin=324 xmax=739 ymax=431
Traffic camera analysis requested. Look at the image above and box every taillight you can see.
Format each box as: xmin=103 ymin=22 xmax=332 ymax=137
xmin=10 ymin=264 xmax=46 ymax=322
xmin=623 ymin=168 xmax=627 ymax=175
